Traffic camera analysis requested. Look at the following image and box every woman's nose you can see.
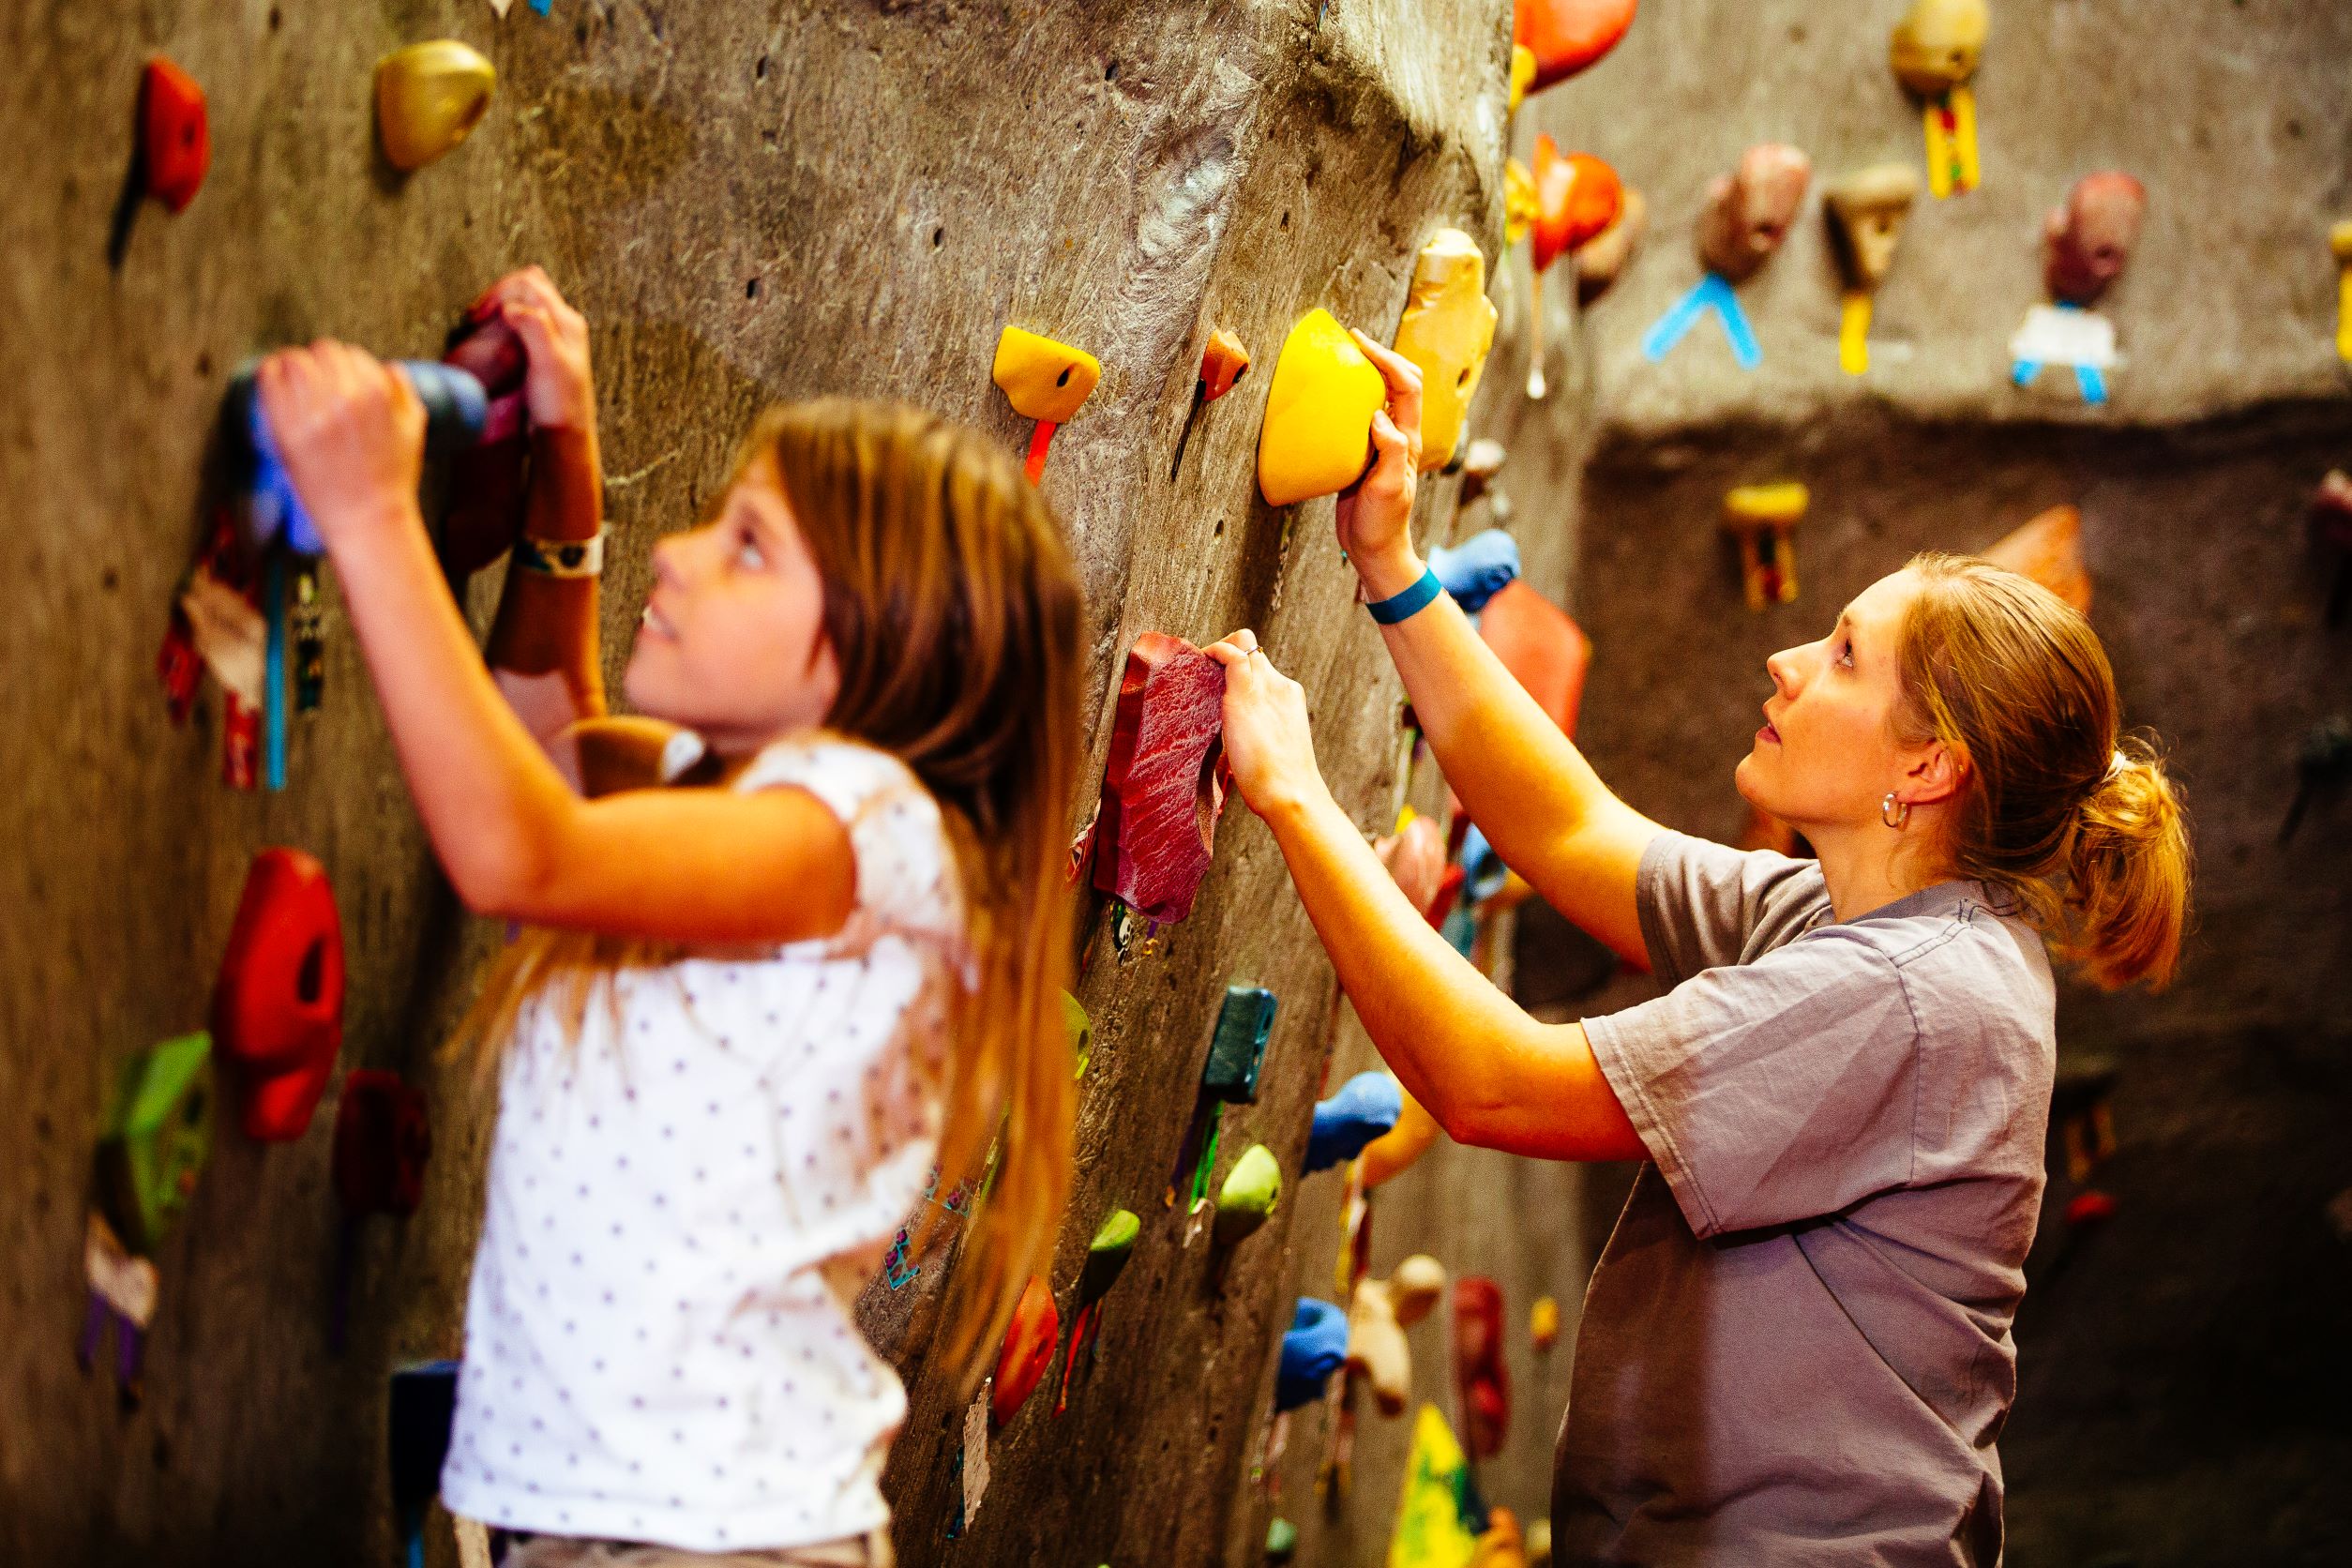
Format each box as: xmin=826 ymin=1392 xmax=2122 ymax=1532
xmin=1765 ymin=645 xmax=1801 ymax=696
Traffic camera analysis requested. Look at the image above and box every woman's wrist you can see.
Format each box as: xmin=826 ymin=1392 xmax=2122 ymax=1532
xmin=1353 ymin=543 xmax=1426 ymax=605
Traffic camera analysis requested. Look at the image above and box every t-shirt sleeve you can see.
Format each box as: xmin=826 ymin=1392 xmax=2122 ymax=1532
xmin=734 ymin=735 xmax=967 ymax=953
xmin=1583 ymin=927 xmax=1922 ymax=1239
xmin=1636 ymin=829 xmax=1832 ymax=986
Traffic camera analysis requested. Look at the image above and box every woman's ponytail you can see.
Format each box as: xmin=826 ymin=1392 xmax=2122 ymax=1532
xmin=1897 ymin=553 xmax=2194 ymax=992
xmin=2058 ymin=736 xmax=2193 ymax=990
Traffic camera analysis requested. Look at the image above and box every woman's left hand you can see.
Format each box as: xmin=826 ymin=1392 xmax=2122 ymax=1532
xmin=254 ymin=340 xmax=426 ymax=550
xmin=1205 ymin=631 xmax=1331 ymax=820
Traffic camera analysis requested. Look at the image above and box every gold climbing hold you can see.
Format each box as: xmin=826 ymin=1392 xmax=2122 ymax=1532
xmin=375 ymin=40 xmax=497 ymax=172
xmin=1256 ymin=309 xmax=1385 ymax=507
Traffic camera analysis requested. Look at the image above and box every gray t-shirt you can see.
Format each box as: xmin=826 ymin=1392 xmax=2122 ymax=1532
xmin=1556 ymin=832 xmax=2056 ymax=1567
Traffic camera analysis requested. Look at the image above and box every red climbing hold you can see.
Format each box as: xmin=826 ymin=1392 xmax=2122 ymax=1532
xmin=1091 ymin=632 xmax=1229 ymax=924
xmin=1514 ymin=0 xmax=1639 ymax=93
xmin=1453 ymin=1275 xmax=1510 ymax=1461
xmin=333 ymin=1070 xmax=431 ymax=1218
xmin=140 ymin=56 xmax=210 ymax=214
xmin=211 ymin=849 xmax=345 ymax=1142
xmin=991 ymin=1275 xmax=1061 ymax=1427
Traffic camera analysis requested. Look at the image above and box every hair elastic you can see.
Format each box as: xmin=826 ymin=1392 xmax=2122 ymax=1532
xmin=513 ymin=529 xmax=604 ymax=579
xmin=1365 ymin=567 xmax=1443 ymax=626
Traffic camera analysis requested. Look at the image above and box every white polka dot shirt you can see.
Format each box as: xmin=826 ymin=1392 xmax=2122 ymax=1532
xmin=441 ymin=736 xmax=963 ymax=1550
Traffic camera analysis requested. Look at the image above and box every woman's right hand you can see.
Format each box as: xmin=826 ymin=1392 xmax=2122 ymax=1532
xmin=1336 ymin=329 xmax=1427 ymax=600
xmin=472 ymin=267 xmax=596 ymax=434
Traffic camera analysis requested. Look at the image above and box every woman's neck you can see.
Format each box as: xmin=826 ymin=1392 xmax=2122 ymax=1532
xmin=1807 ymin=810 xmax=1952 ymax=925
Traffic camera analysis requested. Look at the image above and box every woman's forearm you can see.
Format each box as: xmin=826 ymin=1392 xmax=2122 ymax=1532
xmin=1357 ymin=541 xmax=1656 ymax=960
xmin=331 ymin=502 xmax=582 ymax=909
xmin=1259 ymin=783 xmax=1643 ymax=1162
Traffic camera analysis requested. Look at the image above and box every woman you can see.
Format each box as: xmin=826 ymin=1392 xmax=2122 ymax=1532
xmin=1208 ymin=336 xmax=2190 ymax=1565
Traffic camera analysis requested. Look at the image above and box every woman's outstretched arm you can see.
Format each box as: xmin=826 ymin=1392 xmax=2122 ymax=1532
xmin=1337 ymin=332 xmax=1659 ymax=964
xmin=1208 ymin=634 xmax=1643 ymax=1162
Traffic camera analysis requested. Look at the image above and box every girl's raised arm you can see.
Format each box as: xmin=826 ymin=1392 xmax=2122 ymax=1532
xmin=256 ymin=339 xmax=854 ymax=949
xmin=1341 ymin=330 xmax=1658 ymax=965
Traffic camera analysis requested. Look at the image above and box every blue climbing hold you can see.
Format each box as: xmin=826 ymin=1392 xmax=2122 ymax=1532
xmin=1304 ymin=1070 xmax=1402 ymax=1173
xmin=1427 ymin=530 xmax=1521 ymax=615
xmin=1275 ymin=1297 xmax=1349 ymax=1410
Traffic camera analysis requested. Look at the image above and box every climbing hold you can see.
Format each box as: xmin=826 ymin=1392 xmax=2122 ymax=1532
xmin=1513 ymin=0 xmax=1639 ymax=93
xmin=1453 ymin=1276 xmax=1510 ymax=1460
xmin=1525 ymin=140 xmax=1621 ymax=399
xmin=1507 ymin=45 xmax=1536 ymax=113
xmin=1394 ymin=230 xmax=1498 ymax=473
xmin=1091 ymin=632 xmax=1227 ymax=924
xmin=1473 ymin=1506 xmax=1529 ymax=1568
xmin=1063 ymin=990 xmax=1093 ymax=1078
xmin=212 ymin=848 xmax=345 ymax=1142
xmin=1391 ymin=1406 xmax=1481 ymax=1562
xmin=1575 ymin=187 xmax=1646 ymax=305
xmin=1304 ymin=1071 xmax=1402 ymax=1173
xmin=1696 ymin=144 xmax=1812 ymax=285
xmin=1200 ymin=329 xmax=1253 ymax=402
xmin=334 ymin=1071 xmax=432 ymax=1220
xmin=2310 ymin=473 xmax=2352 ymax=623
xmin=1360 ymin=1085 xmax=1440 ymax=1187
xmin=1427 ymin=530 xmax=1521 ymax=615
xmin=1824 ymin=164 xmax=1921 ymax=376
xmin=1087 ymin=1208 xmax=1140 ymax=1270
xmin=1055 ymin=1208 xmax=1141 ymax=1412
xmin=375 ymin=40 xmax=497 ymax=172
xmin=1530 ymin=1295 xmax=1561 ymax=1352
xmin=1720 ymin=483 xmax=1808 ymax=611
xmin=1891 ymin=0 xmax=1987 ymax=198
xmin=990 ymin=1275 xmax=1060 ymax=1426
xmin=439 ymin=310 xmax=533 ymax=577
xmin=237 ymin=358 xmax=490 ymax=556
xmin=2044 ymin=172 xmax=2146 ymax=308
xmin=1204 ymin=985 xmax=1276 ymax=1104
xmin=1643 ymin=146 xmax=1806 ymax=369
xmin=992 ymin=326 xmax=1100 ymax=481
xmin=1983 ymin=504 xmax=2090 ymax=613
xmin=1503 ymin=158 xmax=1537 ymax=249
xmin=1275 ymin=1297 xmax=1349 ymax=1410
xmin=1265 ymin=1515 xmax=1299 ymax=1562
xmin=95 ymin=1033 xmax=215 ymax=1255
xmin=1214 ymin=1143 xmax=1282 ymax=1244
xmin=2063 ymin=1189 xmax=2118 ymax=1228
xmin=80 ymin=1212 xmax=158 ymax=1402
xmin=2330 ymin=223 xmax=2352 ymax=363
xmin=1256 ymin=309 xmax=1385 ymax=507
xmin=1477 ymin=580 xmax=1591 ymax=736
xmin=138 ymin=57 xmax=210 ymax=214
xmin=1376 ymin=810 xmax=1451 ymax=923
xmin=1346 ymin=1254 xmax=1446 ymax=1416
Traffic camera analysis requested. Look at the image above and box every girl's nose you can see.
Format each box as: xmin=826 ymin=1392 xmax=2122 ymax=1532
xmin=1765 ymin=645 xmax=1802 ymax=697
xmin=650 ymin=531 xmax=690 ymax=588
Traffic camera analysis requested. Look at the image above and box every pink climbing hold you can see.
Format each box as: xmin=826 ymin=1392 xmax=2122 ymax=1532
xmin=1091 ymin=632 xmax=1229 ymax=924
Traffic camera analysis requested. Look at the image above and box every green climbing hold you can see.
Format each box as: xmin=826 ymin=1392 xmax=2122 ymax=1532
xmin=1266 ymin=1515 xmax=1299 ymax=1561
xmin=1090 ymin=1207 xmax=1141 ymax=1258
xmin=1214 ymin=1142 xmax=1281 ymax=1244
xmin=1063 ymin=990 xmax=1093 ymax=1078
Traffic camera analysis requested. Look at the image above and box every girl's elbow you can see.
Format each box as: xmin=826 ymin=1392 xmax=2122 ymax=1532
xmin=444 ymin=828 xmax=559 ymax=921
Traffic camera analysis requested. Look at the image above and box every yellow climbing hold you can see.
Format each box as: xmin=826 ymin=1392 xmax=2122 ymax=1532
xmin=991 ymin=327 xmax=1101 ymax=424
xmin=1394 ymin=230 xmax=1498 ymax=474
xmin=374 ymin=40 xmax=496 ymax=172
xmin=1257 ymin=309 xmax=1385 ymax=507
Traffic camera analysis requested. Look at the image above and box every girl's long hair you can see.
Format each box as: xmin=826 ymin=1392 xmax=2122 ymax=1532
xmin=1893 ymin=551 xmax=2192 ymax=989
xmin=455 ymin=399 xmax=1082 ymax=1380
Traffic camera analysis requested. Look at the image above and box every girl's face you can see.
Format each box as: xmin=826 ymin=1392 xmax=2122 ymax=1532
xmin=1736 ymin=568 xmax=1935 ymax=831
xmin=623 ymin=450 xmax=840 ymax=751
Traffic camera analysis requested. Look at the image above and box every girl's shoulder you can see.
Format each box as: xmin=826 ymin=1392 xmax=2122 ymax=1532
xmin=733 ymin=731 xmax=964 ymax=942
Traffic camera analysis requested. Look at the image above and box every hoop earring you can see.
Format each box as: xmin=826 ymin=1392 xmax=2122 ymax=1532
xmin=1881 ymin=792 xmax=1911 ymax=830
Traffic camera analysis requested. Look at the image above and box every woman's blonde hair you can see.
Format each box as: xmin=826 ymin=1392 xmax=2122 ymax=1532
xmin=457 ymin=399 xmax=1082 ymax=1379
xmin=1893 ymin=551 xmax=2191 ymax=988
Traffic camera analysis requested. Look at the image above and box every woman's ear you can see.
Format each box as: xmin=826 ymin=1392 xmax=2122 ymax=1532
xmin=1905 ymin=740 xmax=1967 ymax=806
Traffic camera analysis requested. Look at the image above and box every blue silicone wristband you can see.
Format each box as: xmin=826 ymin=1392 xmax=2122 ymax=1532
xmin=1364 ymin=566 xmax=1443 ymax=626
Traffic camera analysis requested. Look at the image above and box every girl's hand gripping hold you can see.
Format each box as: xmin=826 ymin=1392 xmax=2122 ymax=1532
xmin=253 ymin=340 xmax=428 ymax=550
xmin=472 ymin=265 xmax=597 ymax=436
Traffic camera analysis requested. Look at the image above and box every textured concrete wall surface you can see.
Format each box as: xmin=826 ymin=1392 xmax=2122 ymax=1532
xmin=0 ymin=3 xmax=1585 ymax=1564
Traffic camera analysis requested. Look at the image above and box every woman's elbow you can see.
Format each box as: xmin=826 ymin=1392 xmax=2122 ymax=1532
xmin=441 ymin=822 xmax=562 ymax=921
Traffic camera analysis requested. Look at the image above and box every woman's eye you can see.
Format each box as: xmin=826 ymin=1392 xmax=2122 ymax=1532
xmin=1837 ymin=640 xmax=1855 ymax=669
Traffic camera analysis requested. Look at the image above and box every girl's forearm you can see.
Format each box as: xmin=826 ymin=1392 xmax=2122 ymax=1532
xmin=1259 ymin=784 xmax=1639 ymax=1160
xmin=331 ymin=502 xmax=581 ymax=909
xmin=486 ymin=426 xmax=608 ymax=734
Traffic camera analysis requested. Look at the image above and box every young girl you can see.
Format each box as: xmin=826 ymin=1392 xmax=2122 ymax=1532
xmin=1208 ymin=335 xmax=2191 ymax=1565
xmin=256 ymin=269 xmax=1081 ymax=1565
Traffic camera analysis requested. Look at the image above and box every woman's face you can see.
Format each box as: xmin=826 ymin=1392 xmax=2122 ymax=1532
xmin=623 ymin=450 xmax=840 ymax=751
xmin=1737 ymin=568 xmax=1930 ymax=832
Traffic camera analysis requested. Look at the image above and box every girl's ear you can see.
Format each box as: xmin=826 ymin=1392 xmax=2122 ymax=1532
xmin=1906 ymin=740 xmax=1966 ymax=806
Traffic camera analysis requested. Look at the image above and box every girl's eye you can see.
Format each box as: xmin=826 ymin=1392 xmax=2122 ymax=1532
xmin=1837 ymin=639 xmax=1855 ymax=669
xmin=736 ymin=531 xmax=766 ymax=570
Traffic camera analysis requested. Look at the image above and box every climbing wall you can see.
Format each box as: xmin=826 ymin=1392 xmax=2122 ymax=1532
xmin=0 ymin=2 xmax=1581 ymax=1564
